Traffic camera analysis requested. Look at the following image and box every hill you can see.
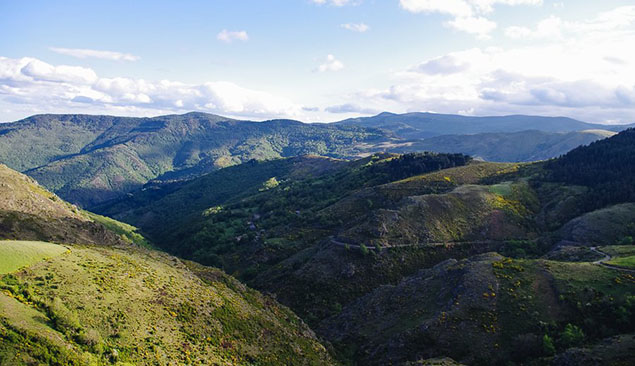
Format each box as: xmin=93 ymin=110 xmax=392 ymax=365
xmin=2 ymin=112 xmax=629 ymax=208
xmin=94 ymin=128 xmax=635 ymax=365
xmin=0 ymin=164 xmax=336 ymax=365
xmin=0 ymin=112 xmax=389 ymax=207
xmin=0 ymin=164 xmax=141 ymax=246
xmin=388 ymin=129 xmax=615 ymax=162
xmin=337 ymin=112 xmax=632 ymax=139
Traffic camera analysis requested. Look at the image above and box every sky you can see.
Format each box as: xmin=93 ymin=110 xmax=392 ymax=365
xmin=1 ymin=0 xmax=635 ymax=123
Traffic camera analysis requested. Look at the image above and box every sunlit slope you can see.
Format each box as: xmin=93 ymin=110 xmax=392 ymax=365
xmin=0 ymin=244 xmax=335 ymax=365
xmin=0 ymin=241 xmax=68 ymax=274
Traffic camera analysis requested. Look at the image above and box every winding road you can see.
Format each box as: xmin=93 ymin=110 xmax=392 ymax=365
xmin=589 ymin=246 xmax=635 ymax=273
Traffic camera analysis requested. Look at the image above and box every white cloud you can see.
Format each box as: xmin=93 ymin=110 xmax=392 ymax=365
xmin=399 ymin=0 xmax=542 ymax=37
xmin=341 ymin=23 xmax=370 ymax=32
xmin=316 ymin=54 xmax=344 ymax=72
xmin=49 ymin=47 xmax=140 ymax=62
xmin=505 ymin=6 xmax=635 ymax=40
xmin=0 ymin=56 xmax=305 ymax=120
xmin=339 ymin=6 xmax=635 ymax=124
xmin=217 ymin=30 xmax=249 ymax=43
xmin=446 ymin=16 xmax=497 ymax=39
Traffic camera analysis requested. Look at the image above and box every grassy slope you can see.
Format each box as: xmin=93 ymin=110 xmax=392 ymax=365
xmin=0 ymin=241 xmax=68 ymax=274
xmin=602 ymin=246 xmax=635 ymax=269
xmin=0 ymin=244 xmax=335 ymax=366
xmin=0 ymin=164 xmax=135 ymax=246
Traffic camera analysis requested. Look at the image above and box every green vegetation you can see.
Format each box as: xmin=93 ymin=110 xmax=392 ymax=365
xmin=2 ymin=112 xmax=626 ymax=208
xmin=545 ymin=128 xmax=635 ymax=211
xmin=84 ymin=212 xmax=151 ymax=248
xmin=389 ymin=129 xmax=615 ymax=162
xmin=2 ymin=118 xmax=635 ymax=365
xmin=1 ymin=113 xmax=390 ymax=207
xmin=0 ymin=245 xmax=335 ymax=365
xmin=0 ymin=164 xmax=129 ymax=246
xmin=0 ymin=241 xmax=68 ymax=274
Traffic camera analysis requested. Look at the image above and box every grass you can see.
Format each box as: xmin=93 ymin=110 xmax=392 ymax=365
xmin=85 ymin=212 xmax=152 ymax=248
xmin=0 ymin=244 xmax=334 ymax=365
xmin=0 ymin=241 xmax=68 ymax=274
xmin=606 ymin=256 xmax=635 ymax=269
xmin=600 ymin=245 xmax=635 ymax=269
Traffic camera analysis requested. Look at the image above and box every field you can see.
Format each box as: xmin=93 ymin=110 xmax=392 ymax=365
xmin=0 ymin=241 xmax=68 ymax=274
xmin=600 ymin=245 xmax=635 ymax=269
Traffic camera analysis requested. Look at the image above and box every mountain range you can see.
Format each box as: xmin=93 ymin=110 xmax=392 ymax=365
xmin=0 ymin=111 xmax=634 ymax=365
xmin=0 ymin=112 xmax=631 ymax=208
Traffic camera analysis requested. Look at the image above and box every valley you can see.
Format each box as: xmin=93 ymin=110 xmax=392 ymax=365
xmin=0 ymin=114 xmax=633 ymax=365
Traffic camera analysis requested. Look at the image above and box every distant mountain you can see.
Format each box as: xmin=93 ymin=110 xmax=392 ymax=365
xmin=0 ymin=112 xmax=388 ymax=207
xmin=338 ymin=112 xmax=632 ymax=139
xmin=1 ymin=111 xmax=629 ymax=208
xmin=388 ymin=129 xmax=616 ymax=162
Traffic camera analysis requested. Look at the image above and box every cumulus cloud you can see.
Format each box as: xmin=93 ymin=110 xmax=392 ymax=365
xmin=316 ymin=54 xmax=344 ymax=72
xmin=505 ymin=6 xmax=635 ymax=40
xmin=0 ymin=56 xmax=304 ymax=120
xmin=341 ymin=6 xmax=635 ymax=124
xmin=49 ymin=47 xmax=140 ymax=61
xmin=399 ymin=0 xmax=543 ymax=38
xmin=341 ymin=23 xmax=370 ymax=32
xmin=217 ymin=30 xmax=249 ymax=43
xmin=413 ymin=54 xmax=470 ymax=75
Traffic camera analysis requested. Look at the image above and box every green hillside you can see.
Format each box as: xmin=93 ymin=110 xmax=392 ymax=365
xmin=0 ymin=164 xmax=135 ymax=246
xmin=0 ymin=244 xmax=335 ymax=366
xmin=0 ymin=164 xmax=336 ymax=365
xmin=390 ymin=129 xmax=615 ymax=162
xmin=0 ymin=241 xmax=68 ymax=274
xmin=1 ymin=112 xmax=626 ymax=208
xmin=319 ymin=254 xmax=635 ymax=365
xmin=0 ymin=113 xmax=389 ymax=207
xmin=92 ymin=128 xmax=635 ymax=365
xmin=337 ymin=112 xmax=631 ymax=139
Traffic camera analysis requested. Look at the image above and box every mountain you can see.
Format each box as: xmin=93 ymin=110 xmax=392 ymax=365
xmin=95 ymin=129 xmax=635 ymax=365
xmin=1 ymin=112 xmax=628 ymax=208
xmin=387 ymin=129 xmax=616 ymax=162
xmin=0 ymin=164 xmax=336 ymax=365
xmin=0 ymin=112 xmax=389 ymax=207
xmin=338 ymin=112 xmax=632 ymax=139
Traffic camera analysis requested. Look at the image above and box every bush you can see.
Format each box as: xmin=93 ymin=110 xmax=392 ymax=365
xmin=77 ymin=328 xmax=104 ymax=353
xmin=49 ymin=297 xmax=81 ymax=334
xmin=543 ymin=334 xmax=556 ymax=356
xmin=359 ymin=244 xmax=369 ymax=256
xmin=559 ymin=323 xmax=585 ymax=348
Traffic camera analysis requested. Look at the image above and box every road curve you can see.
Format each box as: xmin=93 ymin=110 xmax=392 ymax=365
xmin=590 ymin=246 xmax=635 ymax=273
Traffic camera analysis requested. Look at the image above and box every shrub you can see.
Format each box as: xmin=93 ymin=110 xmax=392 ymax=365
xmin=359 ymin=244 xmax=369 ymax=256
xmin=559 ymin=323 xmax=585 ymax=348
xmin=542 ymin=334 xmax=556 ymax=356
xmin=49 ymin=297 xmax=81 ymax=334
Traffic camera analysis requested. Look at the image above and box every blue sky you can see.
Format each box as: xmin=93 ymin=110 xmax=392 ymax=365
xmin=1 ymin=0 xmax=635 ymax=123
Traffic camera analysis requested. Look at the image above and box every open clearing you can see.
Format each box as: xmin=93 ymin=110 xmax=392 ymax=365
xmin=0 ymin=240 xmax=68 ymax=274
